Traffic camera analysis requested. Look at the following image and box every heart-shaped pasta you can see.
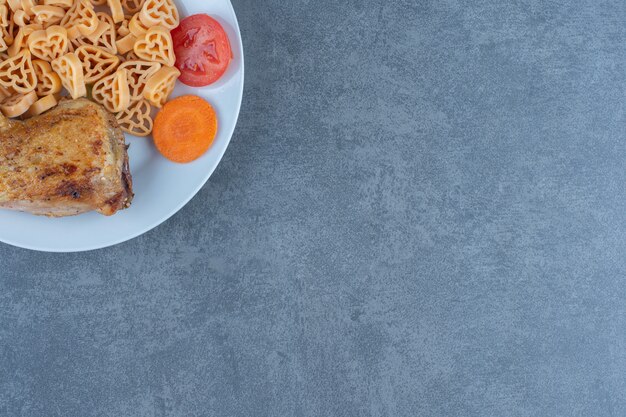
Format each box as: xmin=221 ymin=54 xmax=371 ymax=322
xmin=60 ymin=0 xmax=98 ymax=38
xmin=23 ymin=93 xmax=57 ymax=118
xmin=75 ymin=44 xmax=120 ymax=83
xmin=0 ymin=89 xmax=37 ymax=117
xmin=69 ymin=12 xmax=118 ymax=55
xmin=0 ymin=49 xmax=36 ymax=93
xmin=32 ymin=5 xmax=66 ymax=27
xmin=139 ymin=0 xmax=178 ymax=30
xmin=92 ymin=12 xmax=117 ymax=53
xmin=92 ymin=68 xmax=130 ymax=112
xmin=32 ymin=59 xmax=62 ymax=96
xmin=8 ymin=24 xmax=42 ymax=57
xmin=119 ymin=59 xmax=160 ymax=102
xmin=142 ymin=65 xmax=178 ymax=107
xmin=115 ymin=98 xmax=152 ymax=136
xmin=122 ymin=0 xmax=145 ymax=15
xmin=28 ymin=25 xmax=68 ymax=61
xmin=51 ymin=52 xmax=86 ymax=99
xmin=133 ymin=26 xmax=174 ymax=67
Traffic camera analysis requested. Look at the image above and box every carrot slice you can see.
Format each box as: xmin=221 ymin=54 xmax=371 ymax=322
xmin=153 ymin=95 xmax=218 ymax=163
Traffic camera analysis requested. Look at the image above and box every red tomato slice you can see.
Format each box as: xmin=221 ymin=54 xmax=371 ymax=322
xmin=171 ymin=14 xmax=233 ymax=87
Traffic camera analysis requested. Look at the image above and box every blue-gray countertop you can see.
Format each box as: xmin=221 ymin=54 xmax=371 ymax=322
xmin=1 ymin=1 xmax=625 ymax=416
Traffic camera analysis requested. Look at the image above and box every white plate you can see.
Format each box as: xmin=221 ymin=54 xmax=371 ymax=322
xmin=0 ymin=0 xmax=244 ymax=252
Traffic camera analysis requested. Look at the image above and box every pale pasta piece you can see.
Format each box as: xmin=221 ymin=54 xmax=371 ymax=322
xmin=28 ymin=25 xmax=68 ymax=61
xmin=32 ymin=58 xmax=62 ymax=96
xmin=6 ymin=0 xmax=22 ymax=13
xmin=119 ymin=59 xmax=159 ymax=102
xmin=23 ymin=93 xmax=57 ymax=117
xmin=115 ymin=32 xmax=134 ymax=55
xmin=121 ymin=0 xmax=144 ymax=15
xmin=133 ymin=26 xmax=174 ymax=67
xmin=92 ymin=68 xmax=130 ymax=112
xmin=68 ymin=13 xmax=118 ymax=55
xmin=0 ymin=4 xmax=9 ymax=29
xmin=60 ymin=0 xmax=98 ymax=38
xmin=0 ymin=49 xmax=36 ymax=93
xmin=51 ymin=52 xmax=86 ymax=99
xmin=139 ymin=0 xmax=178 ymax=30
xmin=0 ymin=89 xmax=36 ymax=117
xmin=75 ymin=44 xmax=119 ymax=83
xmin=84 ymin=18 xmax=109 ymax=42
xmin=32 ymin=5 xmax=66 ymax=27
xmin=8 ymin=24 xmax=41 ymax=56
xmin=92 ymin=12 xmax=117 ymax=53
xmin=142 ymin=65 xmax=178 ymax=107
xmin=116 ymin=16 xmax=131 ymax=37
xmin=90 ymin=0 xmax=107 ymax=5
xmin=13 ymin=9 xmax=31 ymax=27
xmin=2 ymin=11 xmax=16 ymax=47
xmin=107 ymin=0 xmax=124 ymax=23
xmin=115 ymin=98 xmax=152 ymax=136
xmin=128 ymin=13 xmax=147 ymax=37
xmin=20 ymin=0 xmax=36 ymax=15
xmin=43 ymin=0 xmax=73 ymax=9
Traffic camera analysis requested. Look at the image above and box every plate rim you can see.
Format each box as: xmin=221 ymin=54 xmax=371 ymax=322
xmin=0 ymin=0 xmax=245 ymax=253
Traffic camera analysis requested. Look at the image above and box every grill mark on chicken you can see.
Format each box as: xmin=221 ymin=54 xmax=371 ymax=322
xmin=0 ymin=99 xmax=133 ymax=217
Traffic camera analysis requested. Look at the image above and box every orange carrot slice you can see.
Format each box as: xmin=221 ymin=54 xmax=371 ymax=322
xmin=153 ymin=95 xmax=217 ymax=164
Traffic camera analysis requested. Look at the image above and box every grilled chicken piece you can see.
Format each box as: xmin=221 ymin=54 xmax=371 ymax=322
xmin=0 ymin=98 xmax=133 ymax=217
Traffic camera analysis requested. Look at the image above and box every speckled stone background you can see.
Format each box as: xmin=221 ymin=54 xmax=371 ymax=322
xmin=1 ymin=1 xmax=625 ymax=416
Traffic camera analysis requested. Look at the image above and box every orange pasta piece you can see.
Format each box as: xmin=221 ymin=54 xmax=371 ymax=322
xmin=31 ymin=5 xmax=66 ymax=27
xmin=92 ymin=68 xmax=130 ymax=112
xmin=75 ymin=44 xmax=120 ymax=83
xmin=0 ymin=89 xmax=37 ymax=117
xmin=133 ymin=26 xmax=174 ymax=66
xmin=115 ymin=98 xmax=152 ymax=136
xmin=139 ymin=0 xmax=178 ymax=30
xmin=28 ymin=25 xmax=68 ymax=61
xmin=32 ymin=58 xmax=62 ymax=96
xmin=121 ymin=0 xmax=144 ymax=15
xmin=0 ymin=49 xmax=36 ymax=93
xmin=60 ymin=0 xmax=98 ymax=38
xmin=8 ymin=24 xmax=42 ymax=56
xmin=23 ymin=93 xmax=57 ymax=117
xmin=119 ymin=59 xmax=159 ymax=102
xmin=51 ymin=52 xmax=86 ymax=98
xmin=142 ymin=64 xmax=178 ymax=107
xmin=107 ymin=0 xmax=124 ymax=24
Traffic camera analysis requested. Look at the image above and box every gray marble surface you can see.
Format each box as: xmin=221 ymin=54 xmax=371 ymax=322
xmin=1 ymin=1 xmax=625 ymax=416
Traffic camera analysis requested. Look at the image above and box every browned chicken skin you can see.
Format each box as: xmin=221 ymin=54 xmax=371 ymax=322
xmin=0 ymin=98 xmax=133 ymax=217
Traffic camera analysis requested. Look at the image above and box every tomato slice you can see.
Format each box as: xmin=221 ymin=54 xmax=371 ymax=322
xmin=171 ymin=14 xmax=233 ymax=87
